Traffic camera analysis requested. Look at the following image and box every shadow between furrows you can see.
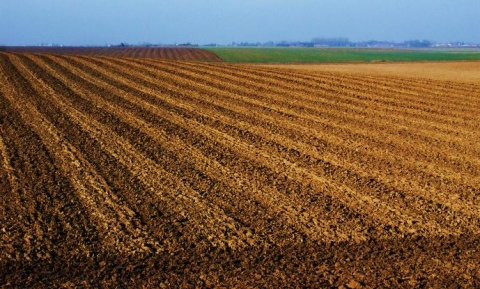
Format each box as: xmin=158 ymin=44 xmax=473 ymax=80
xmin=1 ymin=234 xmax=478 ymax=288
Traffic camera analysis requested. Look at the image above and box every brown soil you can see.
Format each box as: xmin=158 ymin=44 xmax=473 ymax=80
xmin=262 ymin=61 xmax=480 ymax=84
xmin=2 ymin=47 xmax=222 ymax=62
xmin=0 ymin=53 xmax=479 ymax=288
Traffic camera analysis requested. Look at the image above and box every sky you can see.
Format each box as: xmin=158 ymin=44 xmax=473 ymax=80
xmin=1 ymin=0 xmax=479 ymax=46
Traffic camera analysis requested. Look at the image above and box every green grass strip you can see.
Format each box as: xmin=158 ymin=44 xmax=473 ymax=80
xmin=204 ymin=47 xmax=480 ymax=63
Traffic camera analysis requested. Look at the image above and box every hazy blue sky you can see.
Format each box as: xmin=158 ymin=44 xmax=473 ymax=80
xmin=1 ymin=0 xmax=479 ymax=46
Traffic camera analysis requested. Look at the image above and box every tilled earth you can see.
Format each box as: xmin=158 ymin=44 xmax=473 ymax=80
xmin=0 ymin=52 xmax=479 ymax=288
xmin=1 ymin=47 xmax=222 ymax=62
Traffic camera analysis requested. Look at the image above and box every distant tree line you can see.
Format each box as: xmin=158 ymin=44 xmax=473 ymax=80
xmin=402 ymin=40 xmax=432 ymax=48
xmin=7 ymin=38 xmax=476 ymax=49
xmin=225 ymin=38 xmax=438 ymax=48
xmin=312 ymin=37 xmax=351 ymax=47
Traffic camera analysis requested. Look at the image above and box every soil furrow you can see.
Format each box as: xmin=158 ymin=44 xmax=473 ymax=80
xmin=96 ymin=56 xmax=480 ymax=231
xmin=7 ymin=54 xmax=205 ymax=257
xmin=42 ymin=54 xmax=376 ymax=242
xmin=0 ymin=134 xmax=17 ymax=199
xmin=13 ymin=53 xmax=250 ymax=251
xmin=4 ymin=55 xmax=198 ymax=259
xmin=108 ymin=56 xmax=480 ymax=177
xmin=173 ymin=60 xmax=480 ymax=139
xmin=43 ymin=55 xmax=377 ymax=240
xmin=58 ymin=54 xmax=464 ymax=236
xmin=6 ymin=54 xmax=157 ymax=253
xmin=242 ymin=63 xmax=480 ymax=107
xmin=0 ymin=54 xmax=102 ymax=266
xmin=133 ymin=57 xmax=480 ymax=154
xmin=152 ymin=58 xmax=480 ymax=116
xmin=87 ymin=56 xmax=480 ymax=208
xmin=40 ymin=54 xmax=339 ymax=244
xmin=2 ymin=52 xmax=479 ymax=288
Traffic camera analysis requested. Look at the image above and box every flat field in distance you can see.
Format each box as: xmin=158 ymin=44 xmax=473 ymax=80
xmin=2 ymin=46 xmax=222 ymax=62
xmin=262 ymin=61 xmax=480 ymax=84
xmin=206 ymin=47 xmax=480 ymax=63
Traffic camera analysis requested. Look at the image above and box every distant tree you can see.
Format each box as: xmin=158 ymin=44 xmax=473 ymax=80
xmin=178 ymin=42 xmax=198 ymax=47
xmin=276 ymin=41 xmax=291 ymax=47
xmin=312 ymin=37 xmax=351 ymax=47
xmin=404 ymin=40 xmax=432 ymax=48
xmin=263 ymin=41 xmax=275 ymax=47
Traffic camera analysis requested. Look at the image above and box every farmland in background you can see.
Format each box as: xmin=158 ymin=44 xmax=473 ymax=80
xmin=0 ymin=52 xmax=479 ymax=287
xmin=206 ymin=47 xmax=480 ymax=63
xmin=263 ymin=61 xmax=480 ymax=84
xmin=2 ymin=47 xmax=222 ymax=62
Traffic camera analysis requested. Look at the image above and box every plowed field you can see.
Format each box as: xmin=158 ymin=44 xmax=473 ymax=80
xmin=1 ymin=52 xmax=479 ymax=288
xmin=2 ymin=47 xmax=222 ymax=62
xmin=265 ymin=61 xmax=480 ymax=84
